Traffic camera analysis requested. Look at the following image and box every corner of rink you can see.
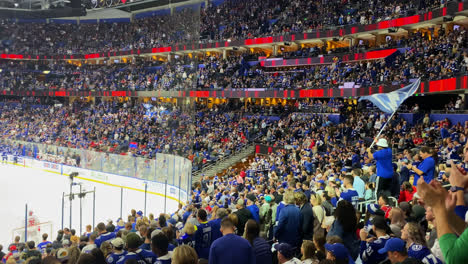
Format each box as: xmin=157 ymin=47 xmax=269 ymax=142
xmin=0 ymin=162 xmax=180 ymax=247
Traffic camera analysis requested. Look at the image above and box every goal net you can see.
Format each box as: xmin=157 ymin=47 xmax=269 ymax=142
xmin=12 ymin=222 xmax=53 ymax=245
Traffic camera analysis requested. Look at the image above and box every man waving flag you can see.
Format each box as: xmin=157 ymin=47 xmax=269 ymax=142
xmin=359 ymin=79 xmax=421 ymax=113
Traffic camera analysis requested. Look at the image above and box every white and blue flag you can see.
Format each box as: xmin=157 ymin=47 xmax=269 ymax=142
xmin=359 ymin=79 xmax=421 ymax=113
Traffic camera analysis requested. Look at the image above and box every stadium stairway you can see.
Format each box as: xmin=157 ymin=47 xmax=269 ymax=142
xmin=192 ymin=143 xmax=256 ymax=183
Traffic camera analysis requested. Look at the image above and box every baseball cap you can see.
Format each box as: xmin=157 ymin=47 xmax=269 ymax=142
xmin=57 ymin=248 xmax=69 ymax=261
xmin=137 ymin=210 xmax=143 ymax=216
xmin=378 ymin=238 xmax=406 ymax=254
xmin=325 ymin=243 xmax=354 ymax=264
xmin=274 ymin=243 xmax=295 ymax=259
xmin=111 ymin=238 xmax=124 ymax=248
xmin=126 ymin=232 xmax=142 ymax=249
xmin=376 ymin=138 xmax=389 ymax=148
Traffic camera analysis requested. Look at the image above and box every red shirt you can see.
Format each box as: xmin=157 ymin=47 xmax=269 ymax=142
xmin=398 ymin=186 xmax=417 ymax=203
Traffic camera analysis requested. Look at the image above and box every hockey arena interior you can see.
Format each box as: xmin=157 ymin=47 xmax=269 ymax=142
xmin=0 ymin=0 xmax=468 ymax=264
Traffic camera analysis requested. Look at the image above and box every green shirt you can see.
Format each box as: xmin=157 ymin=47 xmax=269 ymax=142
xmin=439 ymin=227 xmax=468 ymax=264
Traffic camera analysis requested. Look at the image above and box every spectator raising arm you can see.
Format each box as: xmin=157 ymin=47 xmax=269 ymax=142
xmin=417 ymin=162 xmax=468 ymax=264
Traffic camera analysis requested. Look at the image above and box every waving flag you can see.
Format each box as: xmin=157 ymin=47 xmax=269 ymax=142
xmin=359 ymin=79 xmax=421 ymax=113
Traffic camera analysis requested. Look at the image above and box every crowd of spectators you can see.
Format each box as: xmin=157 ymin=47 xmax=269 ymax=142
xmin=0 ymin=0 xmax=452 ymax=55
xmin=0 ymin=99 xmax=296 ymax=170
xmin=0 ymin=27 xmax=466 ymax=92
xmin=1 ymin=97 xmax=468 ymax=264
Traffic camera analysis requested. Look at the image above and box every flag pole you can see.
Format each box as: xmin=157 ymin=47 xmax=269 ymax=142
xmin=369 ymin=109 xmax=398 ymax=149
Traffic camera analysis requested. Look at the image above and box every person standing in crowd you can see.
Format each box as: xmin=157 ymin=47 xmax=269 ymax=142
xmin=243 ymin=219 xmax=272 ymax=264
xmin=246 ymin=194 xmax=260 ymax=223
xmin=37 ymin=233 xmax=52 ymax=253
xmin=401 ymin=222 xmax=443 ymax=264
xmin=274 ymin=243 xmax=302 ymax=264
xmin=274 ymin=190 xmax=302 ymax=247
xmin=208 ymin=217 xmax=255 ymax=264
xmin=82 ymin=234 xmax=97 ymax=254
xmin=367 ymin=138 xmax=393 ymax=196
xmin=152 ymin=232 xmax=173 ymax=264
xmin=234 ymin=198 xmax=253 ymax=236
xmin=172 ymin=245 xmax=198 ymax=264
xmin=106 ymin=238 xmax=126 ymax=264
xmin=337 ymin=174 xmax=359 ymax=206
xmin=116 ymin=232 xmax=155 ymax=264
xmin=406 ymin=147 xmax=436 ymax=185
xmin=327 ymin=200 xmax=359 ymax=260
xmin=359 ymin=216 xmax=392 ymax=264
xmin=95 ymin=222 xmax=116 ymax=248
xmin=194 ymin=209 xmax=212 ymax=260
xmin=297 ymin=192 xmax=314 ymax=240
xmin=351 ymin=169 xmax=365 ymax=199
xmin=209 ymin=208 xmax=227 ymax=243
xmin=324 ymin=243 xmax=354 ymax=264
xmin=301 ymin=240 xmax=319 ymax=264
xmin=378 ymin=238 xmax=423 ymax=264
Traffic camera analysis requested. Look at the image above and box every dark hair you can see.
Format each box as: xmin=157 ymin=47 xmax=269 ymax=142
xmin=106 ymin=223 xmax=115 ymax=233
xmin=313 ymin=234 xmax=326 ymax=252
xmin=90 ymin=248 xmax=106 ymax=264
xmin=26 ymin=240 xmax=35 ymax=249
xmin=97 ymin=222 xmax=106 ymax=232
xmin=89 ymin=234 xmax=97 ymax=242
xmin=158 ymin=215 xmax=167 ymax=227
xmin=151 ymin=233 xmax=169 ymax=254
xmin=197 ymin=209 xmax=207 ymax=221
xmin=334 ymin=200 xmax=357 ymax=233
xmin=42 ymin=256 xmax=61 ymax=264
xmin=221 ymin=217 xmax=235 ymax=229
xmin=343 ymin=174 xmax=354 ymax=185
xmin=420 ymin=146 xmax=438 ymax=163
xmin=379 ymin=194 xmax=389 ymax=205
xmin=70 ymin=229 xmax=76 ymax=236
xmin=77 ymin=253 xmax=97 ymax=264
xmin=244 ymin=219 xmax=260 ymax=245
xmin=42 ymin=234 xmax=48 ymax=241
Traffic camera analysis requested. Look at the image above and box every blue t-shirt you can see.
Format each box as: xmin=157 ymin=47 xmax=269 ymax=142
xmin=414 ymin=156 xmax=435 ymax=185
xmin=37 ymin=241 xmax=52 ymax=253
xmin=208 ymin=233 xmax=255 ymax=264
xmin=95 ymin=232 xmax=116 ymax=248
xmin=373 ymin=148 xmax=393 ymax=179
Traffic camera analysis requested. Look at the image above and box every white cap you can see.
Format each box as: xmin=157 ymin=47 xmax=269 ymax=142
xmin=376 ymin=138 xmax=389 ymax=148
xmin=111 ymin=237 xmax=124 ymax=248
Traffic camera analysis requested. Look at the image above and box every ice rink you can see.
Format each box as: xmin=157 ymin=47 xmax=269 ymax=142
xmin=0 ymin=163 xmax=179 ymax=247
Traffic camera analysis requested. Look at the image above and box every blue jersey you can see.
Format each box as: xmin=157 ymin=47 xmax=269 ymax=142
xmin=153 ymin=252 xmax=172 ymax=264
xmin=95 ymin=232 xmax=116 ymax=247
xmin=37 ymin=241 xmax=52 ymax=253
xmin=178 ymin=234 xmax=195 ymax=248
xmin=408 ymin=243 xmax=443 ymax=264
xmin=360 ymin=235 xmax=391 ymax=264
xmin=116 ymin=249 xmax=156 ymax=264
xmin=340 ymin=188 xmax=359 ymax=206
xmin=106 ymin=251 xmax=127 ymax=264
xmin=194 ymin=222 xmax=212 ymax=259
